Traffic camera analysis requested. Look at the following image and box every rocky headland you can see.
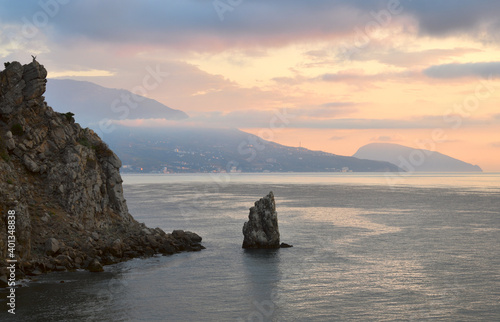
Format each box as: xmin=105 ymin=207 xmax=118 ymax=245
xmin=0 ymin=60 xmax=203 ymax=284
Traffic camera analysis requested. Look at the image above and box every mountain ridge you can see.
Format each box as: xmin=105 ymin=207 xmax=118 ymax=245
xmin=353 ymin=142 xmax=482 ymax=172
xmin=44 ymin=80 xmax=402 ymax=173
xmin=100 ymin=125 xmax=403 ymax=173
xmin=44 ymin=78 xmax=188 ymax=128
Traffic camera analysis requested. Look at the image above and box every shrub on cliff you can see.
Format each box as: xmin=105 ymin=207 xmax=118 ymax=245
xmin=94 ymin=141 xmax=114 ymax=158
xmin=10 ymin=123 xmax=24 ymax=136
xmin=78 ymin=136 xmax=91 ymax=147
xmin=64 ymin=112 xmax=75 ymax=123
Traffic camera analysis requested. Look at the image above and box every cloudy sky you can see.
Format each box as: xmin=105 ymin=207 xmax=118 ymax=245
xmin=1 ymin=0 xmax=500 ymax=170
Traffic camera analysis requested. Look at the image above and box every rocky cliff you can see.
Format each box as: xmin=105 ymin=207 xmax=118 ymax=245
xmin=0 ymin=60 xmax=203 ymax=282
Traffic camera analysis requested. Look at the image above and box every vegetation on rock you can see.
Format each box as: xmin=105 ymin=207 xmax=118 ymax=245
xmin=10 ymin=123 xmax=24 ymax=136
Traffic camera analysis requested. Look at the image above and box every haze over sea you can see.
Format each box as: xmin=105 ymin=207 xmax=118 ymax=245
xmin=4 ymin=173 xmax=500 ymax=321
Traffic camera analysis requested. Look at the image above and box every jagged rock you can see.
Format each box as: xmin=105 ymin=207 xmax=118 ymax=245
xmin=45 ymin=238 xmax=60 ymax=256
xmin=23 ymin=154 xmax=40 ymax=172
xmin=159 ymin=241 xmax=176 ymax=255
xmin=5 ymin=137 xmax=15 ymax=150
xmin=109 ymin=239 xmax=123 ymax=258
xmin=4 ymin=131 xmax=15 ymax=150
xmin=172 ymin=230 xmax=203 ymax=243
xmin=0 ymin=62 xmax=25 ymax=115
xmin=171 ymin=230 xmax=204 ymax=251
xmin=22 ymin=60 xmax=47 ymax=100
xmin=88 ymin=259 xmax=104 ymax=272
xmin=242 ymin=191 xmax=280 ymax=249
xmin=55 ymin=255 xmax=71 ymax=267
xmin=0 ymin=60 xmax=204 ymax=281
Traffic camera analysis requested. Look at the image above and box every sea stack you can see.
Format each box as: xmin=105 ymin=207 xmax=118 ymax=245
xmin=242 ymin=191 xmax=281 ymax=249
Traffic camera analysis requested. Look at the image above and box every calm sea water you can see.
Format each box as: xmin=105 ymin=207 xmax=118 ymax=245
xmin=2 ymin=173 xmax=500 ymax=321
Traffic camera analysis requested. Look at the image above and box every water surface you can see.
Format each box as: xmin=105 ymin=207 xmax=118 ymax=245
xmin=2 ymin=173 xmax=499 ymax=321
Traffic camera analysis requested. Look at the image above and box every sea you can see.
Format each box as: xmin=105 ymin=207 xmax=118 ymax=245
xmin=2 ymin=172 xmax=500 ymax=321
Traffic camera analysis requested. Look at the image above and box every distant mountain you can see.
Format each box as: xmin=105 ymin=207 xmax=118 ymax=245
xmin=44 ymin=79 xmax=401 ymax=173
xmin=102 ymin=126 xmax=402 ymax=173
xmin=353 ymin=143 xmax=482 ymax=172
xmin=45 ymin=79 xmax=188 ymax=127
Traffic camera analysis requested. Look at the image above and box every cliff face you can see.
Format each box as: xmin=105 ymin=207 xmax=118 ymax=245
xmin=0 ymin=60 xmax=203 ymax=281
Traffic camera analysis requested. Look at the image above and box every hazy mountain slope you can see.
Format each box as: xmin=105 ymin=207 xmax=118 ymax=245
xmin=353 ymin=143 xmax=482 ymax=172
xmin=45 ymin=79 xmax=188 ymax=127
xmin=102 ymin=126 xmax=402 ymax=173
xmin=44 ymin=79 xmax=400 ymax=173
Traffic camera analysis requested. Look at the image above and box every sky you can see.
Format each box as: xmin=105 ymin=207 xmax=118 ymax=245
xmin=1 ymin=0 xmax=500 ymax=171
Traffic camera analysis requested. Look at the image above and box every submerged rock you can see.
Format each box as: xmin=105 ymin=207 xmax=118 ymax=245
xmin=242 ymin=191 xmax=281 ymax=249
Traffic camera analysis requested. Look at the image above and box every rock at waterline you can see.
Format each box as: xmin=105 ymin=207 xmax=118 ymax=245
xmin=88 ymin=259 xmax=104 ymax=273
xmin=242 ymin=191 xmax=292 ymax=249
